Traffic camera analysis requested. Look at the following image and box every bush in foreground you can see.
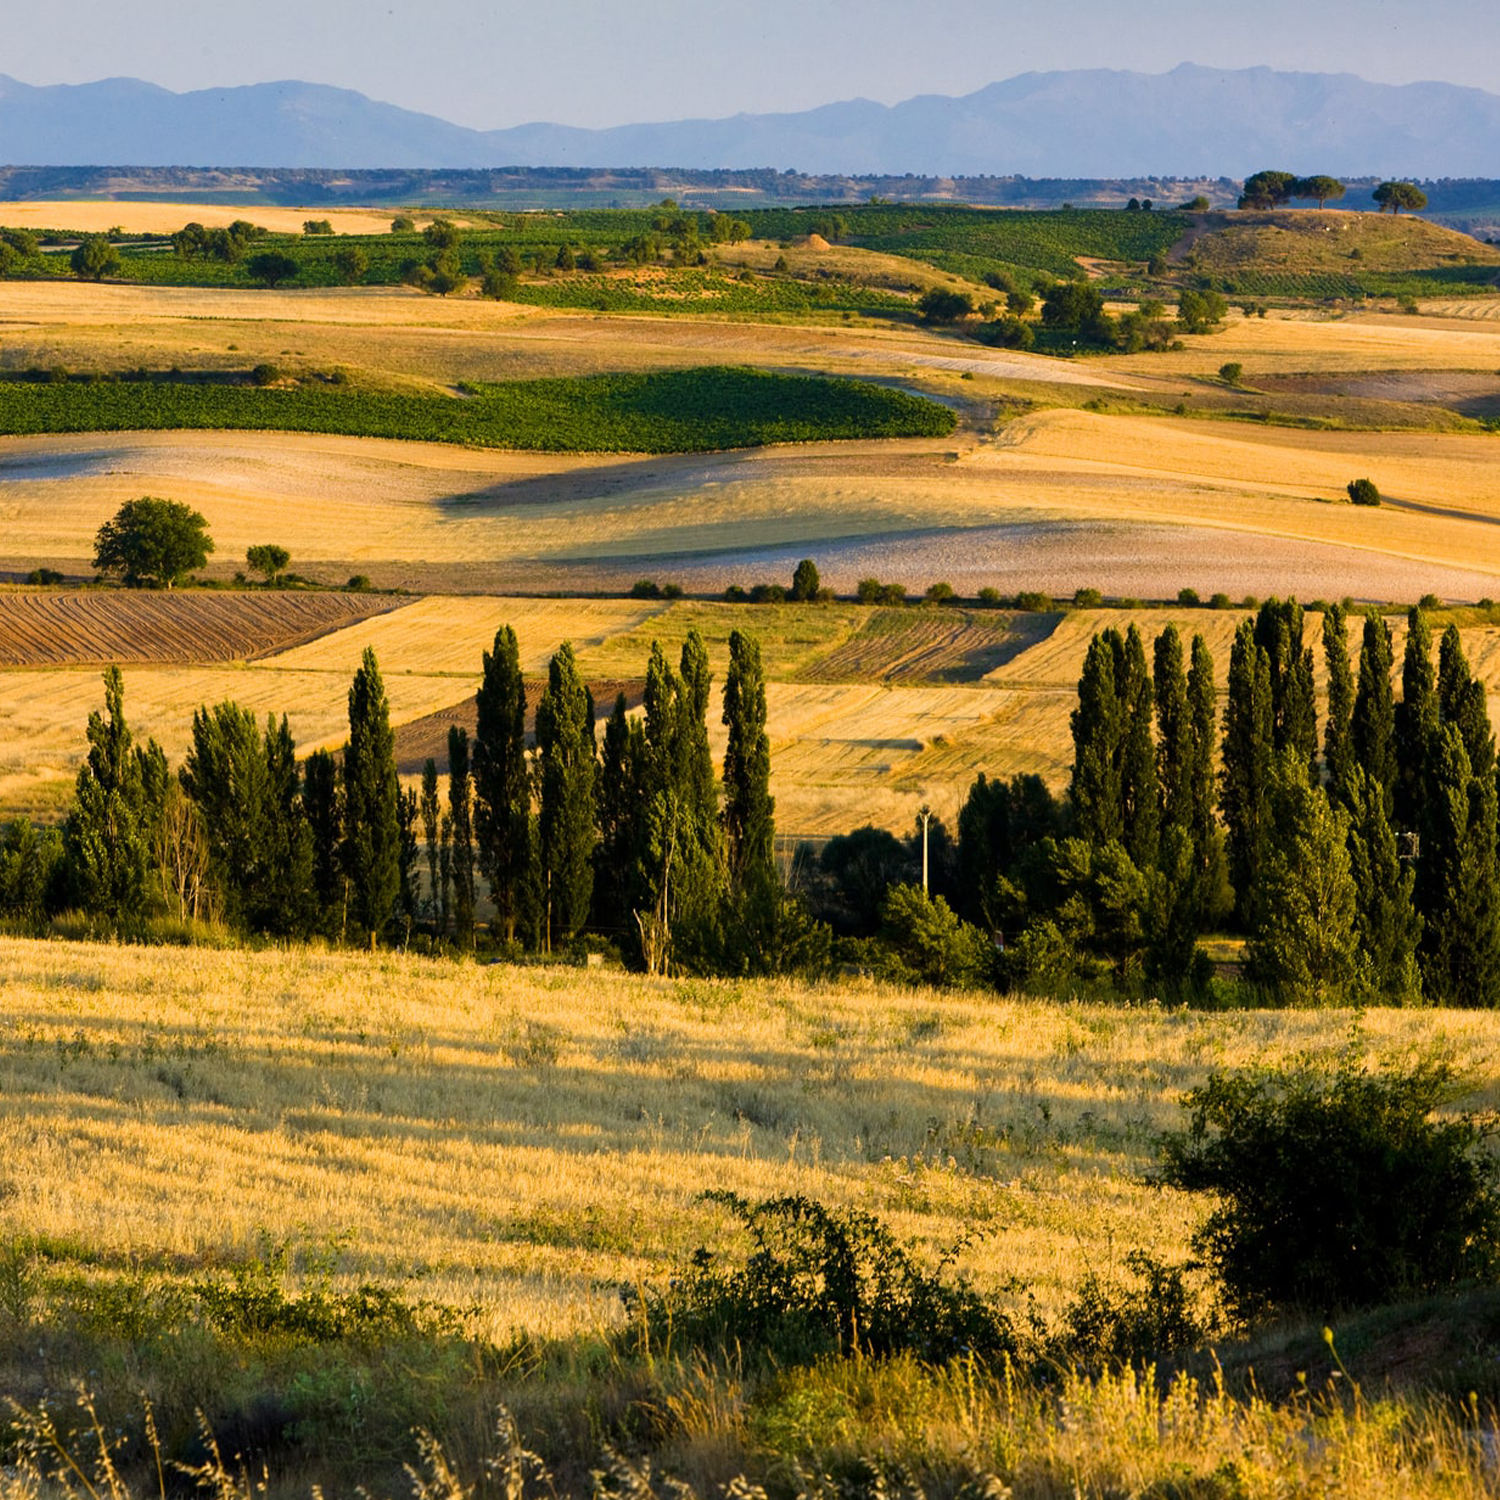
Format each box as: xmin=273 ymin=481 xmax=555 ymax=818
xmin=1155 ymin=1057 xmax=1500 ymax=1322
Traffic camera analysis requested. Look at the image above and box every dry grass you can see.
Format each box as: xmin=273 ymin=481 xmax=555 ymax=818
xmin=4 ymin=934 xmax=1498 ymax=1343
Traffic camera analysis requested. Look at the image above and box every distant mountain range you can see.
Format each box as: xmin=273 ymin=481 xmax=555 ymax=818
xmin=3 ymin=63 xmax=1499 ymax=177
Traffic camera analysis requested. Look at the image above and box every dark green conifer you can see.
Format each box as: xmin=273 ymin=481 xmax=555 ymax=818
xmin=303 ymin=747 xmax=344 ymax=934
xmin=1343 ymin=766 xmax=1421 ymax=1001
xmin=1438 ymin=624 xmax=1494 ymax=780
xmin=1322 ymin=603 xmax=1354 ymax=800
xmin=1070 ymin=630 xmax=1124 ymax=847
xmin=1394 ymin=607 xmax=1437 ymax=831
xmin=420 ymin=757 xmax=441 ymax=927
xmin=595 ymin=692 xmax=646 ymax=936
xmin=1221 ymin=620 xmax=1274 ymax=927
xmin=536 ymin=642 xmax=597 ymax=950
xmin=1417 ymin=726 xmax=1500 ymax=1007
xmin=342 ymin=647 xmax=401 ymax=945
xmin=1350 ymin=609 xmax=1397 ymax=813
xmin=1115 ymin=625 xmax=1159 ymax=869
xmin=64 ymin=667 xmax=154 ymax=923
xmin=447 ymin=725 xmax=476 ymax=947
xmin=473 ymin=625 xmax=531 ymax=944
xmin=722 ymin=629 xmax=775 ymax=895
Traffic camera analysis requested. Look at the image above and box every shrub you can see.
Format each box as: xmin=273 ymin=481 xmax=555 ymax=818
xmin=976 ymin=586 xmax=1003 ymax=608
xmin=249 ymin=363 xmax=280 ymax=387
xmin=1155 ymin=1057 xmax=1500 ymax=1322
xmin=661 ymin=582 xmax=683 ymax=600
xmin=25 ymin=568 xmax=63 ymax=585
xmin=1056 ymin=1251 xmax=1217 ymax=1368
xmin=1177 ymin=587 xmax=1202 ymax=607
xmin=1210 ymin=591 xmax=1233 ymax=610
xmin=790 ymin=557 xmax=820 ymax=602
xmin=1072 ymin=587 xmax=1103 ymax=608
xmin=1347 ymin=477 xmax=1381 ymax=507
xmin=344 ymin=574 xmax=371 ymax=592
xmin=878 ymin=883 xmax=993 ymax=989
xmin=638 ymin=1192 xmax=1013 ymax=1366
xmin=1015 ymin=590 xmax=1053 ymax=612
xmin=1219 ymin=362 xmax=1243 ymax=385
xmin=629 ymin=579 xmax=663 ymax=599
xmin=924 ymin=581 xmax=956 ymax=604
xmin=724 ymin=584 xmax=748 ymax=603
xmin=1419 ymin=592 xmax=1443 ymax=610
xmin=917 ymin=288 xmax=975 ymax=324
xmin=749 ymin=582 xmax=786 ymax=604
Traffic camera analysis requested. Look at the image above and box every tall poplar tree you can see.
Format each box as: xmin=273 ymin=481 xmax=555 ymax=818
xmin=1187 ymin=634 xmax=1222 ymax=888
xmin=263 ymin=714 xmax=315 ymax=936
xmin=1343 ymin=766 xmax=1421 ymax=1002
xmin=1221 ymin=620 xmax=1274 ymax=926
xmin=1154 ymin=625 xmax=1193 ymax=835
xmin=64 ymin=667 xmax=156 ymax=923
xmin=473 ymin=625 xmax=531 ymax=944
xmin=1322 ymin=603 xmax=1354 ymax=800
xmin=1438 ymin=624 xmax=1495 ymax=779
xmin=303 ymin=748 xmax=343 ymax=935
xmin=536 ymin=642 xmax=596 ymax=950
xmin=1395 ymin=607 xmax=1437 ymax=831
xmin=447 ymin=725 xmax=476 ymax=947
xmin=343 ymin=647 xmax=401 ymax=945
xmin=1070 ymin=630 xmax=1124 ymax=847
xmin=181 ymin=701 xmax=269 ymax=931
xmin=1254 ymin=599 xmax=1317 ymax=771
xmin=1116 ymin=625 xmax=1159 ymax=870
xmin=594 ymin=692 xmax=646 ymax=937
xmin=420 ymin=757 xmax=442 ymax=927
xmin=722 ymin=629 xmax=775 ymax=895
xmin=1351 ymin=608 xmax=1396 ymax=813
xmin=1418 ymin=726 xmax=1500 ymax=1007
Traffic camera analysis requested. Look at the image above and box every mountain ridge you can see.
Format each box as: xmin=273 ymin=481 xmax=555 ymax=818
xmin=2 ymin=63 xmax=1499 ymax=176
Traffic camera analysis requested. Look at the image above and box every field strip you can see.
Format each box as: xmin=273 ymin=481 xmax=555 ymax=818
xmin=258 ymin=596 xmax=666 ymax=676
xmin=0 ymin=589 xmax=401 ymax=667
xmin=0 ymin=201 xmax=410 ymax=236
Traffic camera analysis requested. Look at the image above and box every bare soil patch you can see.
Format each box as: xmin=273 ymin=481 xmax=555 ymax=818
xmin=0 ymin=590 xmax=399 ymax=667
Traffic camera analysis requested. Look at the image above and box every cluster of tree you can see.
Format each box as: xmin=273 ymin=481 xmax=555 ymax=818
xmin=1 ymin=628 xmax=828 ymax=979
xmin=1237 ymin=171 xmax=1428 ymax=215
xmin=402 ymin=218 xmax=466 ymax=296
xmin=171 ymin=220 xmax=263 ymax=262
xmin=1238 ymin=171 xmax=1347 ymax=210
xmin=948 ymin=600 xmax=1498 ymax=1005
xmin=0 ymin=227 xmax=40 ymax=275
xmin=1017 ymin=281 xmax=1223 ymax=352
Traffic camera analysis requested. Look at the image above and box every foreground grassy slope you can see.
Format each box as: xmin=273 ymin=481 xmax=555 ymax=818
xmin=4 ymin=935 xmax=1499 ymax=1337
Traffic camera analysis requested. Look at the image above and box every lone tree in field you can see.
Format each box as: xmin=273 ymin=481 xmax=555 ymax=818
xmin=94 ymin=497 xmax=213 ymax=589
xmin=70 ymin=234 xmax=120 ymax=281
xmin=1373 ymin=180 xmax=1429 ymax=214
xmin=343 ymin=647 xmax=402 ymax=945
xmin=246 ymin=250 xmax=300 ymax=288
xmin=246 ymin=543 xmax=290 ymax=583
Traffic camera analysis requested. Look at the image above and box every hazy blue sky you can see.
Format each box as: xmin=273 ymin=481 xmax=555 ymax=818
xmin=5 ymin=0 xmax=1497 ymax=128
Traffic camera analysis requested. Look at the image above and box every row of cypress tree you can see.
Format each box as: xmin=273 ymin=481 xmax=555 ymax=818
xmin=1054 ymin=599 xmax=1497 ymax=1004
xmin=2 ymin=627 xmax=820 ymax=976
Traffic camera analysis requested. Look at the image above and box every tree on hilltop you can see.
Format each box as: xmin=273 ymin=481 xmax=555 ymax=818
xmin=1295 ymin=175 xmax=1346 ymax=209
xmin=1374 ymin=181 xmax=1429 ymax=214
xmin=1238 ymin=170 xmax=1297 ymax=210
xmin=94 ymin=497 xmax=213 ymax=589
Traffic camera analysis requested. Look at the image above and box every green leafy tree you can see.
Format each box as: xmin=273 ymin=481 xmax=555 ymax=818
xmin=302 ymin=219 xmax=334 ymax=235
xmin=1237 ymin=170 xmax=1297 ymax=209
xmin=536 ymin=642 xmax=597 ymax=950
xmin=342 ymin=647 xmax=402 ymax=945
xmin=473 ymin=625 xmax=531 ymax=944
xmin=332 ymin=246 xmax=369 ymax=285
xmin=1041 ymin=280 xmax=1110 ymax=340
xmin=1157 ymin=1057 xmax=1500 ymax=1320
xmin=917 ymin=288 xmax=975 ymax=323
xmin=246 ymin=251 xmax=300 ymax=288
xmin=63 ymin=668 xmax=158 ymax=923
xmin=1294 ymin=175 xmax=1346 ymax=208
xmin=70 ymin=234 xmax=120 ymax=281
xmin=1351 ymin=608 xmax=1397 ymax=813
xmin=422 ymin=218 xmax=462 ymax=251
xmin=878 ymin=883 xmax=993 ymax=988
xmin=1373 ymin=180 xmax=1429 ymax=214
xmin=1247 ymin=760 xmax=1359 ymax=1003
xmin=245 ymin=543 xmax=290 ymax=583
xmin=790 ymin=558 xmax=821 ymax=602
xmin=94 ymin=497 xmax=213 ymax=589
xmin=1175 ymin=287 xmax=1228 ymax=333
xmin=447 ymin=726 xmax=476 ymax=948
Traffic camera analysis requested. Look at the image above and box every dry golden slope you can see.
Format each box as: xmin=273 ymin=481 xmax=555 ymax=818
xmin=4 ymin=935 xmax=1499 ymax=1337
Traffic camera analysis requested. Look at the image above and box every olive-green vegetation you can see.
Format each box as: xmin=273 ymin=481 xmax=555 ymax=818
xmin=0 ymin=367 xmax=955 ymax=452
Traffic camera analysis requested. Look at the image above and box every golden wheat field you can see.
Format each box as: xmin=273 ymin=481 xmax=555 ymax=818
xmin=3 ymin=934 xmax=1497 ymax=1341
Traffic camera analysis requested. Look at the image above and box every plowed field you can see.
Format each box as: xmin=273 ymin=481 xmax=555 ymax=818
xmin=0 ymin=590 xmax=399 ymax=667
xmin=796 ymin=607 xmax=1058 ymax=683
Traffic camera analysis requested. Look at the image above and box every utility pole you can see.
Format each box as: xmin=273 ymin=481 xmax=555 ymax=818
xmin=918 ymin=804 xmax=932 ymax=892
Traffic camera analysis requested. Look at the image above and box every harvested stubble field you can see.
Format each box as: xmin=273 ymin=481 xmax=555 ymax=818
xmin=4 ymin=934 xmax=1498 ymax=1342
xmin=0 ymin=589 xmax=395 ymax=666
